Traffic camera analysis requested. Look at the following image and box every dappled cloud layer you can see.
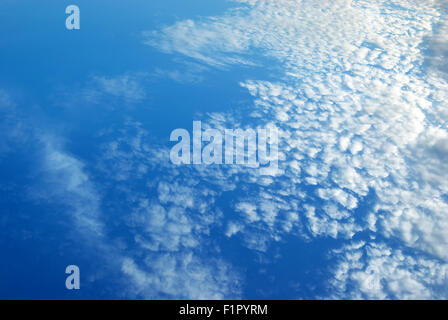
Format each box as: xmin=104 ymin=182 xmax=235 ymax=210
xmin=139 ymin=0 xmax=448 ymax=298
xmin=2 ymin=0 xmax=447 ymax=299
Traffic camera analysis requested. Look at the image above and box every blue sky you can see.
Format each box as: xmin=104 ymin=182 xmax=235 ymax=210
xmin=1 ymin=0 xmax=448 ymax=299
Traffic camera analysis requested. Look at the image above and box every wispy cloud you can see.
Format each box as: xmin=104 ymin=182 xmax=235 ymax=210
xmin=90 ymin=74 xmax=147 ymax=102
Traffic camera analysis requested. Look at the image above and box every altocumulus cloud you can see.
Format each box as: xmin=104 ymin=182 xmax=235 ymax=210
xmin=10 ymin=0 xmax=445 ymax=299
xmin=97 ymin=121 xmax=243 ymax=299
xmin=139 ymin=0 xmax=448 ymax=298
xmin=2 ymin=1 xmax=447 ymax=299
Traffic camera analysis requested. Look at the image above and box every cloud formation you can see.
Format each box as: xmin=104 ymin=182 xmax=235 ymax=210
xmin=141 ymin=0 xmax=448 ymax=298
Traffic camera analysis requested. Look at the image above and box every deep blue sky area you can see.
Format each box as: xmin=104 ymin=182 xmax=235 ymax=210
xmin=1 ymin=1 xmax=447 ymax=300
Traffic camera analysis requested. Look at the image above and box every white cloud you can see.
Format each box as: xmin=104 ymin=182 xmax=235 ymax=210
xmin=96 ymin=121 xmax=243 ymax=298
xmin=144 ymin=18 xmax=256 ymax=68
xmin=0 ymin=90 xmax=19 ymax=154
xmin=329 ymin=241 xmax=448 ymax=299
xmin=142 ymin=0 xmax=448 ymax=298
xmin=0 ymin=89 xmax=14 ymax=110
xmin=34 ymin=126 xmax=242 ymax=299
xmin=425 ymin=0 xmax=448 ymax=77
xmin=225 ymin=221 xmax=244 ymax=237
xmin=56 ymin=74 xmax=148 ymax=109
xmin=35 ymin=135 xmax=104 ymax=236
xmin=122 ymin=252 xmax=241 ymax=299
xmin=91 ymin=74 xmax=147 ymax=102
